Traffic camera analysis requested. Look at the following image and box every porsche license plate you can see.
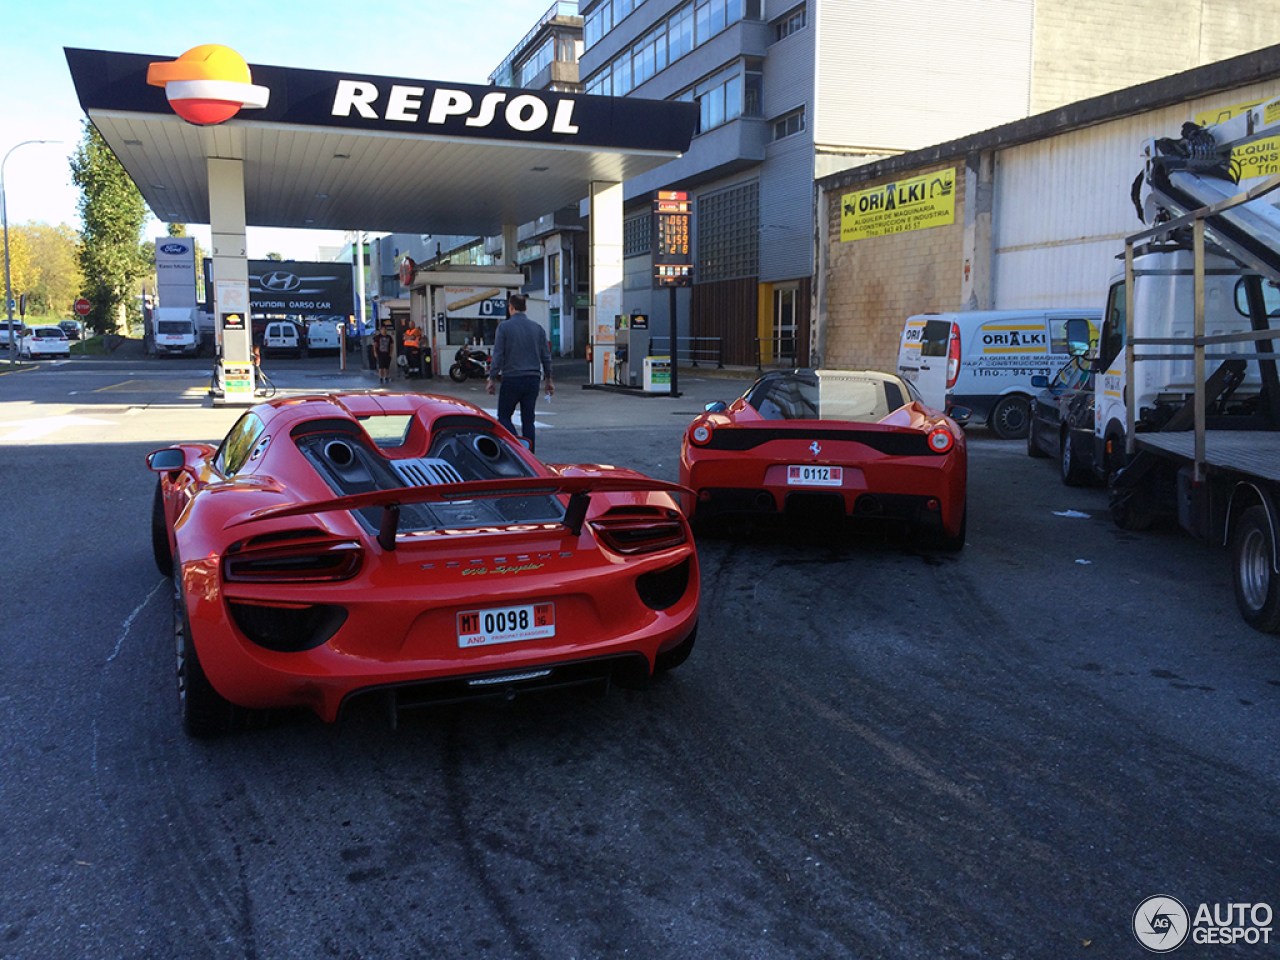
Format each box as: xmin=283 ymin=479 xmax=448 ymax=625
xmin=457 ymin=603 xmax=555 ymax=647
xmin=787 ymin=465 xmax=843 ymax=487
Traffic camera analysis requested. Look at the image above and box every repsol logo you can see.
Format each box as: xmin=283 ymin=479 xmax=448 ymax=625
xmin=331 ymin=81 xmax=579 ymax=134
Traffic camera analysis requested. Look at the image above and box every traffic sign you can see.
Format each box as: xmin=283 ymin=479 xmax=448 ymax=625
xmin=74 ymin=298 xmax=91 ymax=317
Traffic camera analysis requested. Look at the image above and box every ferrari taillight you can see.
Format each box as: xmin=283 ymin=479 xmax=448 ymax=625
xmin=946 ymin=325 xmax=961 ymax=389
xmin=590 ymin=509 xmax=688 ymax=555
xmin=223 ymin=532 xmax=364 ymax=583
xmin=927 ymin=427 xmax=955 ymax=454
xmin=689 ymin=421 xmax=714 ymax=446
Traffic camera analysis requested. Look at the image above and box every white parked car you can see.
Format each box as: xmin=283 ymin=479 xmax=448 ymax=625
xmin=20 ymin=326 xmax=71 ymax=360
xmin=0 ymin=321 xmax=26 ymax=351
xmin=263 ymin=320 xmax=302 ymax=357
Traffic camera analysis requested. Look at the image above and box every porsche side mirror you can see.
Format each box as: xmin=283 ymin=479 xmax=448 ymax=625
xmin=1030 ymin=375 xmax=1049 ymax=388
xmin=147 ymin=448 xmax=186 ymax=472
xmin=704 ymin=401 xmax=727 ymax=413
xmin=947 ymin=406 xmax=972 ymax=426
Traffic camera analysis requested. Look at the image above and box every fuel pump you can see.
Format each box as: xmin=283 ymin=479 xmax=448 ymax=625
xmin=614 ymin=313 xmax=650 ymax=387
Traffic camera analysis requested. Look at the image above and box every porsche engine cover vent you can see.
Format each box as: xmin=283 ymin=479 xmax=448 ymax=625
xmin=391 ymin=457 xmax=466 ymax=487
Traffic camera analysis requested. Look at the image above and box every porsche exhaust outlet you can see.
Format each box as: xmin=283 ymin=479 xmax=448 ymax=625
xmin=755 ymin=492 xmax=775 ymax=510
xmin=324 ymin=439 xmax=355 ymax=467
xmin=856 ymin=496 xmax=881 ymax=516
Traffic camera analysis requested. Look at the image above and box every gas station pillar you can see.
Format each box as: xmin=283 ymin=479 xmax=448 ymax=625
xmin=208 ymin=157 xmax=254 ymax=402
xmin=588 ymin=181 xmax=622 ymax=386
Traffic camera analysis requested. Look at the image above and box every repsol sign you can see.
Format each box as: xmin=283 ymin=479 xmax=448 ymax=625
xmin=332 ymin=82 xmax=579 ymax=135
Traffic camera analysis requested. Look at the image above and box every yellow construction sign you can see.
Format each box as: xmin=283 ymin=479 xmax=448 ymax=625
xmin=841 ymin=168 xmax=956 ymax=242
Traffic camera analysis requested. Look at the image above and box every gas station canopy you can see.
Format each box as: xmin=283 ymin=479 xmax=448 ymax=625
xmin=64 ymin=47 xmax=697 ymax=236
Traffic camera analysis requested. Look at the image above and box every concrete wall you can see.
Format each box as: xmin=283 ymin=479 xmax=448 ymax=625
xmin=1031 ymin=0 xmax=1280 ymax=113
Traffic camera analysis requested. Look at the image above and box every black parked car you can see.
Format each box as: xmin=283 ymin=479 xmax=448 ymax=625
xmin=1027 ymin=357 xmax=1096 ymax=486
xmin=58 ymin=320 xmax=82 ymax=340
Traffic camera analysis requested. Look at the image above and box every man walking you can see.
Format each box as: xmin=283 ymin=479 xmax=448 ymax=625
xmin=487 ymin=293 xmax=553 ymax=452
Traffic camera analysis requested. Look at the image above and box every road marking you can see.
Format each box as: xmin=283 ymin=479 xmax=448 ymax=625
xmin=0 ymin=414 xmax=117 ymax=444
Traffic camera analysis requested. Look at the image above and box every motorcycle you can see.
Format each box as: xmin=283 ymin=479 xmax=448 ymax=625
xmin=449 ymin=343 xmax=490 ymax=382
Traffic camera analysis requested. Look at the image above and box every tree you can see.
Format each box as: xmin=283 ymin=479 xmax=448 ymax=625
xmin=0 ymin=228 xmax=35 ymax=310
xmin=69 ymin=121 xmax=150 ymax=334
xmin=265 ymin=252 xmax=283 ymax=261
xmin=20 ymin=223 xmax=82 ymax=317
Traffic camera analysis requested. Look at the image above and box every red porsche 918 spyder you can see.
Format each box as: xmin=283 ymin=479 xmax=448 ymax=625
xmin=148 ymin=392 xmax=699 ymax=736
xmin=680 ymin=369 xmax=967 ymax=548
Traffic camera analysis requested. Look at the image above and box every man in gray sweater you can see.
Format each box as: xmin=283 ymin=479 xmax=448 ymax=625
xmin=486 ymin=293 xmax=554 ymax=452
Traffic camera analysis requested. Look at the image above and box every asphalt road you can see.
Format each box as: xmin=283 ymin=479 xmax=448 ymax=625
xmin=1 ymin=351 xmax=1276 ymax=959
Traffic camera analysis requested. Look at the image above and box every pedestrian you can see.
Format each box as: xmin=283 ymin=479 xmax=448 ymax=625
xmin=402 ymin=320 xmax=422 ymax=377
xmin=487 ymin=293 xmax=553 ymax=452
xmin=373 ymin=322 xmax=394 ymax=384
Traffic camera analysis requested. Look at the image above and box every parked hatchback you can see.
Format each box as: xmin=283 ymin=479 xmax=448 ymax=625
xmin=20 ymin=326 xmax=71 ymax=360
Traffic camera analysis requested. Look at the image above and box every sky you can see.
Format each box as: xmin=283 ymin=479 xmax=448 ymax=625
xmin=2 ymin=0 xmax=564 ymax=259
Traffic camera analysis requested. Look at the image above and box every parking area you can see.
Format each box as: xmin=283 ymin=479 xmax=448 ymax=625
xmin=0 ymin=351 xmax=1276 ymax=958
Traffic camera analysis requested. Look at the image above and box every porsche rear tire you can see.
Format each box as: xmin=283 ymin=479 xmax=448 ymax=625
xmin=151 ymin=480 xmax=174 ymax=578
xmin=174 ymin=563 xmax=239 ymax=738
xmin=655 ymin=623 xmax=697 ymax=673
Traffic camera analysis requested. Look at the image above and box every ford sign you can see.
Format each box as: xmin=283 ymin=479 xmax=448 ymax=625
xmin=159 ymin=242 xmax=190 ymax=255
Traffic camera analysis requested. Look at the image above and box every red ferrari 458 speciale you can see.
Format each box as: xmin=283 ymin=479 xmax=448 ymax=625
xmin=680 ymin=369 xmax=967 ymax=548
xmin=148 ymin=392 xmax=699 ymax=736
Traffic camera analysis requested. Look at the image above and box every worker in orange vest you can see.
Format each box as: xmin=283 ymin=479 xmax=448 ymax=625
xmin=402 ymin=320 xmax=423 ymax=378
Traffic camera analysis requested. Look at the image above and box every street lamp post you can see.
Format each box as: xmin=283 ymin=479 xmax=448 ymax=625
xmin=3 ymin=140 xmax=60 ymax=367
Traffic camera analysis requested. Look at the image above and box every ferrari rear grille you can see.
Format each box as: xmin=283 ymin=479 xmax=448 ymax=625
xmin=705 ymin=427 xmax=933 ymax=456
xmin=392 ymin=457 xmax=466 ymax=487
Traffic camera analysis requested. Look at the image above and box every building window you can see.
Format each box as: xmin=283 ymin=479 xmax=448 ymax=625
xmin=772 ymin=5 xmax=806 ymax=42
xmin=587 ymin=0 xmax=760 ymax=90
xmin=549 ymin=253 xmax=561 ymax=293
xmin=698 ymin=181 xmax=758 ymax=282
xmin=624 ymin=215 xmax=652 ymax=257
xmin=519 ymin=38 xmax=555 ymax=86
xmin=692 ymin=64 xmax=751 ymax=134
xmin=772 ymin=107 xmax=805 ymax=140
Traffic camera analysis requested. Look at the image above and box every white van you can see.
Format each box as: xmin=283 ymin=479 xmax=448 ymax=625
xmin=306 ymin=317 xmax=343 ymax=353
xmin=898 ymin=309 xmax=1101 ymax=439
xmin=152 ymin=307 xmax=202 ymax=358
xmin=264 ymin=320 xmax=302 ymax=357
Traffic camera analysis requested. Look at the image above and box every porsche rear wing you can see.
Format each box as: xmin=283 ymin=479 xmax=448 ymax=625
xmin=226 ymin=474 xmax=693 ymax=551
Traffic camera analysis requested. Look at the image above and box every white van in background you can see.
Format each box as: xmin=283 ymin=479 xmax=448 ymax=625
xmin=152 ymin=307 xmax=202 ymax=358
xmin=898 ymin=309 xmax=1101 ymax=439
xmin=264 ymin=320 xmax=302 ymax=357
xmin=306 ymin=316 xmax=343 ymax=353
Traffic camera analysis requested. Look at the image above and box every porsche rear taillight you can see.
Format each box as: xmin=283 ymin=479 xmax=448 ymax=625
xmin=222 ymin=533 xmax=364 ymax=583
xmin=927 ymin=427 xmax=955 ymax=454
xmin=946 ymin=325 xmax=961 ymax=389
xmin=590 ymin=509 xmax=688 ymax=555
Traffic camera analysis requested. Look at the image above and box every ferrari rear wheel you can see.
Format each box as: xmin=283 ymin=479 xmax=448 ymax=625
xmin=151 ymin=479 xmax=173 ymax=578
xmin=932 ymin=502 xmax=967 ymax=552
xmin=174 ymin=562 xmax=239 ymax=738
xmin=655 ymin=623 xmax=697 ymax=673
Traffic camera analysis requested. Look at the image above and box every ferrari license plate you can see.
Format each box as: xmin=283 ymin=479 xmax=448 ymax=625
xmin=457 ymin=603 xmax=555 ymax=647
xmin=787 ymin=465 xmax=843 ymax=487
